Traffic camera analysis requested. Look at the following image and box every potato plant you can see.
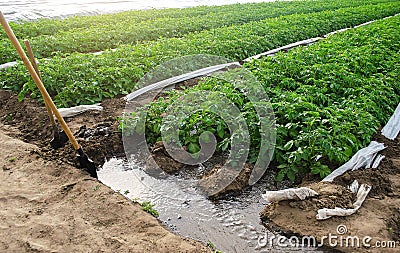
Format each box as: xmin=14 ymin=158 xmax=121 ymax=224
xmin=2 ymin=2 xmax=400 ymax=107
xmin=0 ymin=0 xmax=395 ymax=62
xmin=123 ymin=15 xmax=400 ymax=181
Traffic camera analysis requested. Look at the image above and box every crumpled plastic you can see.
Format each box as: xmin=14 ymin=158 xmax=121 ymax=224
xmin=125 ymin=62 xmax=240 ymax=101
xmin=58 ymin=103 xmax=103 ymax=118
xmin=261 ymin=187 xmax=318 ymax=203
xmin=348 ymin=180 xmax=359 ymax=193
xmin=372 ymin=154 xmax=385 ymax=169
xmin=322 ymin=141 xmax=386 ymax=182
xmin=316 ymin=183 xmax=371 ymax=220
xmin=0 ymin=61 xmax=18 ymax=69
xmin=381 ymin=102 xmax=400 ymax=140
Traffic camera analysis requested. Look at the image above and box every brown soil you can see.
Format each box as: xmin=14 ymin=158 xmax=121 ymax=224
xmin=147 ymin=141 xmax=257 ymax=197
xmin=0 ymin=127 xmax=210 ymax=252
xmin=260 ymin=133 xmax=400 ymax=252
xmin=0 ymin=90 xmax=125 ymax=167
xmin=198 ymin=163 xmax=253 ymax=198
xmin=0 ymin=90 xmax=211 ymax=252
xmin=147 ymin=141 xmax=186 ymax=174
xmin=387 ymin=207 xmax=400 ymax=241
xmin=3 ymin=88 xmax=399 ymax=252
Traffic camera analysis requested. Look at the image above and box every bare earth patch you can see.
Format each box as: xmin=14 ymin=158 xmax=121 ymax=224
xmin=0 ymin=128 xmax=210 ymax=252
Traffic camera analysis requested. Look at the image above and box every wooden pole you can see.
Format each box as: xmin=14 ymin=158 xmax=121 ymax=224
xmin=23 ymin=39 xmax=57 ymax=127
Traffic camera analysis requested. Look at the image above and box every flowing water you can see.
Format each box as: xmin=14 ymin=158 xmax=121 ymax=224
xmin=98 ymin=158 xmax=323 ymax=253
xmin=1 ymin=0 xmax=274 ymax=21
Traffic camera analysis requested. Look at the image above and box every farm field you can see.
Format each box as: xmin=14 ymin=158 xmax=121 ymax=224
xmin=131 ymin=12 xmax=400 ymax=185
xmin=1 ymin=1 xmax=400 ymax=107
xmin=0 ymin=0 xmax=399 ymax=252
xmin=0 ymin=0 xmax=395 ymax=63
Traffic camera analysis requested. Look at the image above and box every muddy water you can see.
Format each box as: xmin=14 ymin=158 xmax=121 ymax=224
xmin=98 ymin=158 xmax=323 ymax=252
xmin=1 ymin=0 xmax=272 ymax=22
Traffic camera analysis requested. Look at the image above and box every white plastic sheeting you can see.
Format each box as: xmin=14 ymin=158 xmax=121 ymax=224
xmin=322 ymin=141 xmax=386 ymax=182
xmin=0 ymin=61 xmax=17 ymax=69
xmin=372 ymin=154 xmax=385 ymax=169
xmin=324 ymin=27 xmax=351 ymax=37
xmin=316 ymin=184 xmax=371 ymax=220
xmin=261 ymin=187 xmax=318 ymax=203
xmin=2 ymin=0 xmax=275 ymax=22
xmin=243 ymin=37 xmax=323 ymax=62
xmin=348 ymin=180 xmax=359 ymax=194
xmin=354 ymin=20 xmax=376 ymax=28
xmin=124 ymin=62 xmax=240 ymax=101
xmin=58 ymin=103 xmax=103 ymax=118
xmin=381 ymin=102 xmax=400 ymax=140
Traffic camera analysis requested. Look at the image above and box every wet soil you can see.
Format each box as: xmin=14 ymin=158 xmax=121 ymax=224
xmin=0 ymin=88 xmax=269 ymax=252
xmin=198 ymin=163 xmax=254 ymax=197
xmin=0 ymin=90 xmax=125 ymax=168
xmin=147 ymin=140 xmax=261 ymax=197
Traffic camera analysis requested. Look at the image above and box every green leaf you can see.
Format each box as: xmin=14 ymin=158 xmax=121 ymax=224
xmin=344 ymin=147 xmax=353 ymax=158
xmin=283 ymin=140 xmax=294 ymax=150
xmin=287 ymin=169 xmax=296 ymax=181
xmin=221 ymin=139 xmax=230 ymax=151
xmin=188 ymin=142 xmax=200 ymax=154
xmin=277 ymin=164 xmax=288 ymax=169
xmin=276 ymin=170 xmax=285 ymax=182
xmin=217 ymin=124 xmax=225 ymax=139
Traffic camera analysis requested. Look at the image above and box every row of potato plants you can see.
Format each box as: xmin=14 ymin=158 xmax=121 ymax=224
xmin=3 ymin=0 xmax=393 ymax=39
xmin=1 ymin=2 xmax=400 ymax=107
xmin=4 ymin=2 xmax=251 ymax=37
xmin=121 ymin=15 xmax=400 ymax=181
xmin=1 ymin=0 xmax=395 ymax=63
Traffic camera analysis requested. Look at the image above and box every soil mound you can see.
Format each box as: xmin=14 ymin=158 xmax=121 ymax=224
xmin=260 ymin=134 xmax=400 ymax=252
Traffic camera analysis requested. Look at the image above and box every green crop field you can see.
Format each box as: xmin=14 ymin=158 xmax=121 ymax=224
xmin=0 ymin=0 xmax=394 ymax=63
xmin=124 ymin=15 xmax=400 ymax=181
xmin=2 ymin=1 xmax=400 ymax=107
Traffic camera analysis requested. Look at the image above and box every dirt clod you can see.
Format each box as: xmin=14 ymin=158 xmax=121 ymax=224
xmin=198 ymin=163 xmax=253 ymax=197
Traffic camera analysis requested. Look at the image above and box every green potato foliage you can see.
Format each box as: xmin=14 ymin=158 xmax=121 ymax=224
xmin=2 ymin=2 xmax=400 ymax=107
xmin=0 ymin=0 xmax=396 ymax=63
xmin=123 ymin=15 xmax=400 ymax=181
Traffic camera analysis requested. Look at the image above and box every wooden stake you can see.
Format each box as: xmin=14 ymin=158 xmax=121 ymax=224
xmin=23 ymin=39 xmax=57 ymax=127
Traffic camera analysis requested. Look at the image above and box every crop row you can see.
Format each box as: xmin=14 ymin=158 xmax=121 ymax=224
xmin=3 ymin=0 xmax=394 ymax=38
xmin=4 ymin=3 xmax=248 ymax=37
xmin=130 ymin=14 xmax=400 ymax=181
xmin=1 ymin=0 xmax=395 ymax=63
xmin=1 ymin=2 xmax=400 ymax=107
